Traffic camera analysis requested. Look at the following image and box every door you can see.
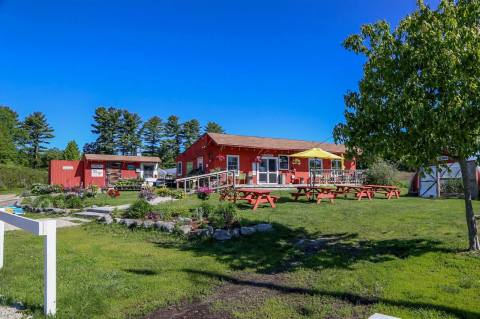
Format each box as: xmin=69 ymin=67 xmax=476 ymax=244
xmin=258 ymin=157 xmax=278 ymax=184
xmin=197 ymin=156 xmax=204 ymax=172
xmin=106 ymin=162 xmax=122 ymax=186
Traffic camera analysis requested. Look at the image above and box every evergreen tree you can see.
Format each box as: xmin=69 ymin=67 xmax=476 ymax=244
xmin=63 ymin=140 xmax=81 ymax=160
xmin=204 ymin=121 xmax=225 ymax=134
xmin=40 ymin=147 xmax=64 ymax=168
xmin=164 ymin=115 xmax=182 ymax=158
xmin=142 ymin=116 xmax=163 ymax=156
xmin=181 ymin=119 xmax=200 ymax=149
xmin=117 ymin=110 xmax=142 ymax=155
xmin=0 ymin=106 xmax=22 ymax=164
xmin=83 ymin=142 xmax=99 ymax=154
xmin=159 ymin=139 xmax=177 ymax=168
xmin=21 ymin=112 xmax=54 ymax=168
xmin=91 ymin=107 xmax=121 ymax=154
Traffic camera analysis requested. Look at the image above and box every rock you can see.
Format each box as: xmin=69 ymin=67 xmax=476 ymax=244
xmin=155 ymin=221 xmax=175 ymax=232
xmin=123 ymin=219 xmax=136 ymax=228
xmin=255 ymin=223 xmax=273 ymax=232
xmin=100 ymin=215 xmax=113 ymax=225
xmin=240 ymin=226 xmax=256 ymax=236
xmin=143 ymin=220 xmax=155 ymax=228
xmin=178 ymin=225 xmax=192 ymax=235
xmin=135 ymin=220 xmax=144 ymax=227
xmin=51 ymin=208 xmax=64 ymax=214
xmin=117 ymin=218 xmax=125 ymax=224
xmin=213 ymin=229 xmax=231 ymax=241
xmin=177 ymin=217 xmax=192 ymax=224
xmin=230 ymin=228 xmax=240 ymax=238
xmin=207 ymin=226 xmax=214 ymax=235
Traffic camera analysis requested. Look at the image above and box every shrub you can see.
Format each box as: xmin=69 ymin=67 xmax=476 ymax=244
xmin=65 ymin=195 xmax=83 ymax=209
xmin=0 ymin=164 xmax=47 ymax=191
xmin=365 ymin=159 xmax=400 ymax=186
xmin=32 ymin=195 xmax=53 ymax=209
xmin=123 ymin=199 xmax=152 ymax=219
xmin=208 ymin=203 xmax=239 ymax=229
xmin=199 ymin=202 xmax=215 ymax=218
xmin=197 ymin=187 xmax=213 ymax=200
xmin=31 ymin=183 xmax=63 ymax=195
xmin=139 ymin=187 xmax=157 ymax=201
xmin=107 ymin=189 xmax=120 ymax=198
xmin=156 ymin=188 xmax=184 ymax=199
xmin=52 ymin=194 xmax=66 ymax=208
xmin=441 ymin=179 xmax=464 ymax=194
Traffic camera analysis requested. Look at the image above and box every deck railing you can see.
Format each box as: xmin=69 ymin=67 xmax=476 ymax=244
xmin=176 ymin=170 xmax=236 ymax=194
xmin=308 ymin=169 xmax=365 ymax=185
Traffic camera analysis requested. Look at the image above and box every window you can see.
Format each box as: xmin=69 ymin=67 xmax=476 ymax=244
xmin=127 ymin=164 xmax=136 ymax=170
xmin=176 ymin=162 xmax=182 ymax=176
xmin=226 ymin=155 xmax=240 ymax=174
xmin=332 ymin=160 xmax=342 ymax=170
xmin=279 ymin=155 xmax=289 ymax=170
xmin=309 ymin=158 xmax=323 ymax=175
xmin=186 ymin=162 xmax=193 ymax=174
xmin=143 ymin=164 xmax=155 ymax=179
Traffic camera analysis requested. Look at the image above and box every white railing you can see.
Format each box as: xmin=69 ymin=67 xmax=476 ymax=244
xmin=309 ymin=169 xmax=365 ymax=185
xmin=176 ymin=170 xmax=236 ymax=193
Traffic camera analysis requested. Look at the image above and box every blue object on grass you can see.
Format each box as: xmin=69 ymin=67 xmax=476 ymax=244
xmin=1 ymin=206 xmax=24 ymax=215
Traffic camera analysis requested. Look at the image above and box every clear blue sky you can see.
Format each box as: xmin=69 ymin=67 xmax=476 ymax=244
xmin=0 ymin=0 xmax=439 ymax=149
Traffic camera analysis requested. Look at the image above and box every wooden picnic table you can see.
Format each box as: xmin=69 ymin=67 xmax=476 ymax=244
xmin=291 ymin=186 xmax=337 ymax=204
xmin=364 ymin=185 xmax=400 ymax=199
xmin=231 ymin=188 xmax=278 ymax=210
xmin=335 ymin=185 xmax=373 ymax=201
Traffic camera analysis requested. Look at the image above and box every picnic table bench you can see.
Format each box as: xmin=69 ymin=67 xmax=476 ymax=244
xmin=335 ymin=185 xmax=373 ymax=201
xmin=291 ymin=186 xmax=337 ymax=204
xmin=222 ymin=188 xmax=278 ymax=210
xmin=364 ymin=185 xmax=400 ymax=199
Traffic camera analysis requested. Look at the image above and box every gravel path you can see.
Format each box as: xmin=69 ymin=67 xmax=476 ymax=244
xmin=0 ymin=305 xmax=29 ymax=319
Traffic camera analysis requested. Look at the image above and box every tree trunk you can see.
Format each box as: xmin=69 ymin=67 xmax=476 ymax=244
xmin=459 ymin=158 xmax=480 ymax=251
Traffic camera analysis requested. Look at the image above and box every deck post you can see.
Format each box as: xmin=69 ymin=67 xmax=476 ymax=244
xmin=0 ymin=221 xmax=4 ymax=269
xmin=43 ymin=220 xmax=56 ymax=316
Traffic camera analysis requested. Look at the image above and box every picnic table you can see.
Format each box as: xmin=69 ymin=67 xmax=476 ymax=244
xmin=224 ymin=188 xmax=278 ymax=210
xmin=335 ymin=185 xmax=373 ymax=201
xmin=291 ymin=186 xmax=337 ymax=204
xmin=364 ymin=185 xmax=400 ymax=199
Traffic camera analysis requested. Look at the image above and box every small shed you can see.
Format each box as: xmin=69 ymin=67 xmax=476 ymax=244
xmin=49 ymin=154 xmax=161 ymax=188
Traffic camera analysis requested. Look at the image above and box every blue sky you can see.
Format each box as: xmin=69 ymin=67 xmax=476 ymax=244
xmin=0 ymin=0 xmax=439 ymax=149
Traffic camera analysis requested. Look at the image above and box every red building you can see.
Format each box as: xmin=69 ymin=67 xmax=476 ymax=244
xmin=176 ymin=133 xmax=356 ymax=185
xmin=49 ymin=154 xmax=161 ymax=188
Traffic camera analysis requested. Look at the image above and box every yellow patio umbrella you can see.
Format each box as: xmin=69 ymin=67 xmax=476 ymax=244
xmin=290 ymin=148 xmax=344 ymax=185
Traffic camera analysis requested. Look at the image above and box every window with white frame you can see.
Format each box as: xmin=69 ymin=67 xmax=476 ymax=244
xmin=176 ymin=162 xmax=182 ymax=176
xmin=226 ymin=155 xmax=240 ymax=174
xmin=308 ymin=158 xmax=323 ymax=175
xmin=279 ymin=155 xmax=289 ymax=170
xmin=332 ymin=159 xmax=342 ymax=170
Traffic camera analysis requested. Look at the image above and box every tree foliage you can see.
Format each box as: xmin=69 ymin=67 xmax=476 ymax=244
xmin=0 ymin=106 xmax=22 ymax=164
xmin=204 ymin=121 xmax=225 ymax=134
xmin=334 ymin=0 xmax=480 ymax=250
xmin=117 ymin=110 xmax=142 ymax=155
xmin=181 ymin=119 xmax=201 ymax=149
xmin=21 ymin=112 xmax=54 ymax=168
xmin=63 ymin=140 xmax=81 ymax=160
xmin=91 ymin=107 xmax=121 ymax=154
xmin=142 ymin=116 xmax=163 ymax=156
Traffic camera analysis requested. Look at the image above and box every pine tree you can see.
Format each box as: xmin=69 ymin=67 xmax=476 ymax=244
xmin=91 ymin=107 xmax=121 ymax=154
xmin=63 ymin=140 xmax=81 ymax=160
xmin=142 ymin=116 xmax=163 ymax=156
xmin=181 ymin=119 xmax=200 ymax=149
xmin=117 ymin=110 xmax=142 ymax=155
xmin=40 ymin=147 xmax=64 ymax=168
xmin=164 ymin=115 xmax=182 ymax=158
xmin=0 ymin=106 xmax=22 ymax=164
xmin=204 ymin=121 xmax=225 ymax=134
xmin=21 ymin=112 xmax=54 ymax=168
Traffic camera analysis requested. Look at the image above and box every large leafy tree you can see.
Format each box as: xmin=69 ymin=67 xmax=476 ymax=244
xmin=40 ymin=147 xmax=64 ymax=168
xmin=334 ymin=0 xmax=480 ymax=250
xmin=117 ymin=110 xmax=142 ymax=155
xmin=142 ymin=116 xmax=163 ymax=156
xmin=63 ymin=140 xmax=81 ymax=160
xmin=204 ymin=121 xmax=225 ymax=134
xmin=21 ymin=112 xmax=54 ymax=168
xmin=91 ymin=107 xmax=121 ymax=154
xmin=0 ymin=106 xmax=22 ymax=163
xmin=164 ymin=115 xmax=183 ymax=158
xmin=181 ymin=119 xmax=200 ymax=149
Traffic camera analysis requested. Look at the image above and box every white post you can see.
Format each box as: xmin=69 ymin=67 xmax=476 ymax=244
xmin=43 ymin=220 xmax=56 ymax=316
xmin=0 ymin=221 xmax=4 ymax=269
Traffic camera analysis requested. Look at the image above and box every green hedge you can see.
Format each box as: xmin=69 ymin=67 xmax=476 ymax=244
xmin=0 ymin=164 xmax=48 ymax=190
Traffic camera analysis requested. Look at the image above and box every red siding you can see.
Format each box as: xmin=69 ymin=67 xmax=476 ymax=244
xmin=49 ymin=160 xmax=84 ymax=188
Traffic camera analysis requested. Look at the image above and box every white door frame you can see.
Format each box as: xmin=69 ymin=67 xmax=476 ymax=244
xmin=257 ymin=157 xmax=279 ymax=184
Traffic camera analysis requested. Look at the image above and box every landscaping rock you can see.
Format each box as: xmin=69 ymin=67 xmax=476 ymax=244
xmin=143 ymin=220 xmax=155 ymax=228
xmin=255 ymin=223 xmax=273 ymax=232
xmin=230 ymin=228 xmax=240 ymax=238
xmin=213 ymin=229 xmax=231 ymax=241
xmin=114 ymin=218 xmax=122 ymax=224
xmin=178 ymin=225 xmax=192 ymax=235
xmin=51 ymin=208 xmax=65 ymax=214
xmin=207 ymin=226 xmax=214 ymax=235
xmin=123 ymin=219 xmax=137 ymax=228
xmin=177 ymin=217 xmax=192 ymax=224
xmin=155 ymin=221 xmax=175 ymax=232
xmin=100 ymin=215 xmax=113 ymax=225
xmin=240 ymin=226 xmax=256 ymax=236
xmin=135 ymin=220 xmax=144 ymax=227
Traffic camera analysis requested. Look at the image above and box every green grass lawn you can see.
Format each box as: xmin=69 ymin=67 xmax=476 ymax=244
xmin=82 ymin=191 xmax=141 ymax=207
xmin=1 ymin=192 xmax=480 ymax=319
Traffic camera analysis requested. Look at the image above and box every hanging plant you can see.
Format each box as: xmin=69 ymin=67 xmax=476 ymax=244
xmin=215 ymin=154 xmax=226 ymax=162
xmin=253 ymin=156 xmax=262 ymax=163
xmin=291 ymin=158 xmax=301 ymax=165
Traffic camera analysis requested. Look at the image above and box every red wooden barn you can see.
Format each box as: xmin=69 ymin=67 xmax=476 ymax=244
xmin=176 ymin=133 xmax=356 ymax=185
xmin=49 ymin=154 xmax=161 ymax=188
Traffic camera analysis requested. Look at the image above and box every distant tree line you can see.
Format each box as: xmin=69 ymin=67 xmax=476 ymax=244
xmin=84 ymin=106 xmax=225 ymax=167
xmin=0 ymin=105 xmax=225 ymax=169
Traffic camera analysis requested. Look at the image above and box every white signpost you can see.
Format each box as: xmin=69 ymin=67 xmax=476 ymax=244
xmin=0 ymin=209 xmax=56 ymax=316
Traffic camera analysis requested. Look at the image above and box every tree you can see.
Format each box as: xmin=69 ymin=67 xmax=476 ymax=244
xmin=91 ymin=107 xmax=121 ymax=154
xmin=117 ymin=110 xmax=142 ymax=155
xmin=40 ymin=147 xmax=64 ymax=168
xmin=0 ymin=106 xmax=22 ymax=164
xmin=83 ymin=142 xmax=99 ymax=154
xmin=142 ymin=116 xmax=163 ymax=156
xmin=334 ymin=0 xmax=480 ymax=250
xmin=63 ymin=140 xmax=81 ymax=160
xmin=164 ymin=115 xmax=182 ymax=157
xmin=181 ymin=119 xmax=200 ymax=149
xmin=21 ymin=112 xmax=54 ymax=168
xmin=159 ymin=139 xmax=177 ymax=168
xmin=204 ymin=121 xmax=225 ymax=134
